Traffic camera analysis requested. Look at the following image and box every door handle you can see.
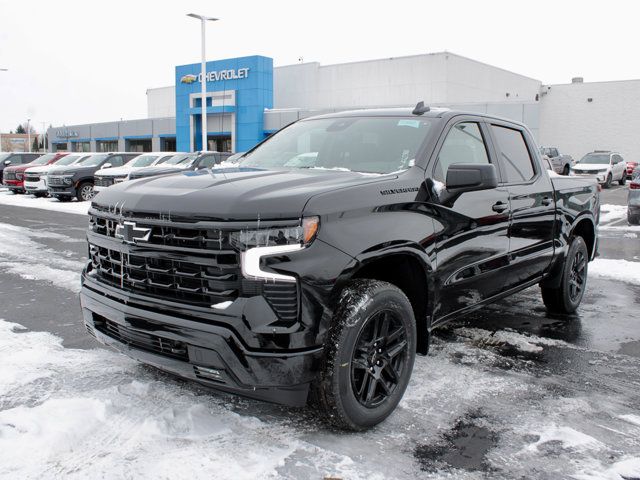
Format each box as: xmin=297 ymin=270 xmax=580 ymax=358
xmin=492 ymin=201 xmax=509 ymax=213
xmin=541 ymin=196 xmax=553 ymax=206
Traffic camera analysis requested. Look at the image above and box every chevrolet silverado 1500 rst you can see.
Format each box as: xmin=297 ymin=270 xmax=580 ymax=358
xmin=80 ymin=106 xmax=599 ymax=430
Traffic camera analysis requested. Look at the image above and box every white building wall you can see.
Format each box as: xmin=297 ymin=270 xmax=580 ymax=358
xmin=539 ymin=80 xmax=640 ymax=161
xmin=273 ymin=52 xmax=541 ymax=110
xmin=146 ymin=86 xmax=175 ymax=118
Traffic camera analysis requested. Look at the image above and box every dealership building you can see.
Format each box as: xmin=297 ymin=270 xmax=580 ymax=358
xmin=47 ymin=52 xmax=640 ymax=162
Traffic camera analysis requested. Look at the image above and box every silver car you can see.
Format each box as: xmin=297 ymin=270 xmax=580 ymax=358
xmin=629 ymin=167 xmax=640 ymax=224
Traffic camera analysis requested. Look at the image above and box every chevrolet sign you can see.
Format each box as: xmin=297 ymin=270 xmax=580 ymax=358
xmin=180 ymin=68 xmax=250 ymax=84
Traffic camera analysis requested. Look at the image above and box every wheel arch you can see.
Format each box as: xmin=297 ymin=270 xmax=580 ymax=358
xmin=345 ymin=245 xmax=433 ymax=354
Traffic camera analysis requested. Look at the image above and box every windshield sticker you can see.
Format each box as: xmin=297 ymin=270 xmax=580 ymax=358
xmin=397 ymin=120 xmax=421 ymax=128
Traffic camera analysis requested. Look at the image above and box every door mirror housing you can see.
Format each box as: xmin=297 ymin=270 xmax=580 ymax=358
xmin=4 ymin=160 xmax=11 ymax=166
xmin=102 ymin=162 xmax=113 ymax=169
xmin=446 ymin=163 xmax=498 ymax=193
xmin=437 ymin=163 xmax=499 ymax=206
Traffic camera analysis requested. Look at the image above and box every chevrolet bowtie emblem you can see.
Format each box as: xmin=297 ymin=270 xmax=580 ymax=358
xmin=115 ymin=221 xmax=151 ymax=244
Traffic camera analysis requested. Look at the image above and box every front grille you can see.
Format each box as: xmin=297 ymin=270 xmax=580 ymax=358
xmin=95 ymin=176 xmax=115 ymax=187
xmin=93 ymin=314 xmax=189 ymax=361
xmin=4 ymin=171 xmax=16 ymax=181
xmin=88 ymin=212 xmax=300 ymax=323
xmin=25 ymin=173 xmax=41 ymax=182
xmin=576 ymin=170 xmax=601 ymax=175
xmin=90 ymin=214 xmax=234 ymax=250
xmin=47 ymin=176 xmax=65 ymax=186
xmin=89 ymin=244 xmax=240 ymax=306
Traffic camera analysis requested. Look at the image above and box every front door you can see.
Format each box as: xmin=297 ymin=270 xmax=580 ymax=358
xmin=429 ymin=119 xmax=511 ymax=322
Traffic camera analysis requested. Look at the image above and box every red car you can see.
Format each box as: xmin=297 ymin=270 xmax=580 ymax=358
xmin=3 ymin=153 xmax=68 ymax=193
xmin=627 ymin=161 xmax=638 ymax=178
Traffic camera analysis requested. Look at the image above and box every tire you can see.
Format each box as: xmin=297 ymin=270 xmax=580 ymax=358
xmin=603 ymin=173 xmax=612 ymax=189
xmin=562 ymin=165 xmax=570 ymax=176
xmin=311 ymin=279 xmax=416 ymax=431
xmin=77 ymin=182 xmax=94 ymax=202
xmin=33 ymin=192 xmax=47 ymax=198
xmin=629 ymin=214 xmax=640 ymax=225
xmin=541 ymin=236 xmax=589 ymax=314
xmin=619 ymin=172 xmax=626 ymax=186
xmin=56 ymin=196 xmax=71 ymax=202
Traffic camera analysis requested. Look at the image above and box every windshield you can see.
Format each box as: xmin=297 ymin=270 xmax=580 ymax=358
xmin=56 ymin=154 xmax=82 ymax=166
xmin=540 ymin=147 xmax=553 ymax=156
xmin=128 ymin=154 xmax=160 ymax=167
xmin=239 ymin=117 xmax=434 ymax=174
xmin=77 ymin=154 xmax=108 ymax=167
xmin=164 ymin=153 xmax=197 ymax=165
xmin=30 ymin=154 xmax=56 ymax=165
xmin=578 ymin=154 xmax=610 ymax=165
xmin=0 ymin=153 xmax=11 ymax=161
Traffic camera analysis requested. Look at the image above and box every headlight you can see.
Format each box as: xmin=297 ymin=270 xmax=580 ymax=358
xmin=237 ymin=216 xmax=319 ymax=282
xmin=114 ymin=176 xmax=127 ymax=184
xmin=63 ymin=176 xmax=74 ymax=185
xmin=598 ymin=169 xmax=608 ymax=173
xmin=231 ymin=216 xmax=319 ymax=250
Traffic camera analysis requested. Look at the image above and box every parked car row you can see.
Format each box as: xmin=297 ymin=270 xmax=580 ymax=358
xmin=1 ymin=150 xmax=240 ymax=201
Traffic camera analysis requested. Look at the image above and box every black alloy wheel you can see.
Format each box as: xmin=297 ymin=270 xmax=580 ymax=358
xmin=351 ymin=309 xmax=408 ymax=408
xmin=567 ymin=249 xmax=587 ymax=303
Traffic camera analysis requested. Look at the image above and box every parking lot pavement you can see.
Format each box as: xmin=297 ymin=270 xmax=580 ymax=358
xmin=0 ymin=187 xmax=639 ymax=479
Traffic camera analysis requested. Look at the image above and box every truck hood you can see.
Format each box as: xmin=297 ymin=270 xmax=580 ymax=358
xmin=130 ymin=165 xmax=187 ymax=178
xmin=25 ymin=164 xmax=58 ymax=174
xmin=49 ymin=164 xmax=95 ymax=176
xmin=93 ymin=167 xmax=390 ymax=220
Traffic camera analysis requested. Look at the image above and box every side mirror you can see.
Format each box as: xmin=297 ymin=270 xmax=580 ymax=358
xmin=438 ymin=163 xmax=499 ymax=205
xmin=446 ymin=163 xmax=498 ymax=192
xmin=4 ymin=160 xmax=11 ymax=166
xmin=102 ymin=162 xmax=113 ymax=169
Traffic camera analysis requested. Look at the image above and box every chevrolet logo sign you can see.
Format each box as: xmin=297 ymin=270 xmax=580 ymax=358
xmin=115 ymin=221 xmax=151 ymax=244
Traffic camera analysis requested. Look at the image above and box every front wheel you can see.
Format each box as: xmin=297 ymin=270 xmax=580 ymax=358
xmin=603 ymin=173 xmax=612 ymax=189
xmin=562 ymin=165 xmax=570 ymax=176
xmin=541 ymin=236 xmax=589 ymax=314
xmin=311 ymin=279 xmax=416 ymax=431
xmin=619 ymin=173 xmax=626 ymax=186
xmin=77 ymin=182 xmax=94 ymax=202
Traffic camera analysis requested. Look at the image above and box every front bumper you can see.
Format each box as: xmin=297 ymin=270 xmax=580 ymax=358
xmin=3 ymin=180 xmax=24 ymax=191
xmin=24 ymin=178 xmax=47 ymax=193
xmin=80 ymin=272 xmax=323 ymax=406
xmin=48 ymin=184 xmax=77 ymax=197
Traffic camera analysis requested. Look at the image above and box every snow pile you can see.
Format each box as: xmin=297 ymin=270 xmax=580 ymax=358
xmin=0 ymin=222 xmax=85 ymax=292
xmin=599 ymin=204 xmax=628 ymax=225
xmin=589 ymin=259 xmax=640 ymax=285
xmin=572 ymin=457 xmax=640 ymax=480
xmin=0 ymin=190 xmax=89 ymax=215
xmin=454 ymin=327 xmax=570 ymax=353
xmin=619 ymin=414 xmax=640 ymax=427
xmin=522 ymin=425 xmax=603 ymax=453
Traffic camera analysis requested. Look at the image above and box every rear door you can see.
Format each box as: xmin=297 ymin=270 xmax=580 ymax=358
xmin=430 ymin=117 xmax=511 ymax=322
xmin=488 ymin=121 xmax=556 ymax=290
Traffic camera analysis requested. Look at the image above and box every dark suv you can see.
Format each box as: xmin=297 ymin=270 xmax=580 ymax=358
xmin=81 ymin=106 xmax=599 ymax=430
xmin=0 ymin=152 xmax=41 ymax=183
xmin=47 ymin=152 xmax=138 ymax=201
xmin=127 ymin=151 xmax=233 ymax=180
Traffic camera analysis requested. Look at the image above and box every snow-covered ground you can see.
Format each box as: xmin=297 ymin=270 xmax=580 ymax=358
xmin=0 ymin=190 xmax=89 ymax=216
xmin=1 ymin=318 xmax=640 ymax=480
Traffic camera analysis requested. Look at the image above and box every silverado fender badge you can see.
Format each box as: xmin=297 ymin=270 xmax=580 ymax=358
xmin=115 ymin=221 xmax=152 ymax=244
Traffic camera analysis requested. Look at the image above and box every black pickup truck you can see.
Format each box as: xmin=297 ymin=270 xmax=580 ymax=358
xmin=80 ymin=106 xmax=599 ymax=430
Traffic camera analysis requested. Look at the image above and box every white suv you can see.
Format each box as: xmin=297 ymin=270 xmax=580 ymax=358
xmin=23 ymin=153 xmax=90 ymax=197
xmin=572 ymin=151 xmax=627 ymax=188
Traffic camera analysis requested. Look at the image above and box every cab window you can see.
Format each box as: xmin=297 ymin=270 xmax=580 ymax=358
xmin=490 ymin=125 xmax=536 ymax=183
xmin=433 ymin=122 xmax=490 ymax=183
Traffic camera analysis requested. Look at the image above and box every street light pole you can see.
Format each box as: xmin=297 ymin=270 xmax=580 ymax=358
xmin=27 ymin=118 xmax=31 ymax=152
xmin=41 ymin=122 xmax=47 ymax=152
xmin=187 ymin=13 xmax=218 ymax=152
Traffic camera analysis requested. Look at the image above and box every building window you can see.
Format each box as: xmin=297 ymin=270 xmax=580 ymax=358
xmin=73 ymin=142 xmax=90 ymax=152
xmin=97 ymin=141 xmax=118 ymax=152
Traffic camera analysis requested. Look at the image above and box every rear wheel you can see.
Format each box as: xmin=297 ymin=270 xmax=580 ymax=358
xmin=311 ymin=279 xmax=416 ymax=430
xmin=562 ymin=165 xmax=570 ymax=176
xmin=603 ymin=173 xmax=612 ymax=189
xmin=541 ymin=236 xmax=589 ymax=314
xmin=77 ymin=182 xmax=94 ymax=202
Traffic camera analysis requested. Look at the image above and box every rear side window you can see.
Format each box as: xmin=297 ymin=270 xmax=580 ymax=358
xmin=434 ymin=122 xmax=490 ymax=183
xmin=198 ymin=154 xmax=217 ymax=168
xmin=108 ymin=155 xmax=124 ymax=167
xmin=491 ymin=125 xmax=535 ymax=183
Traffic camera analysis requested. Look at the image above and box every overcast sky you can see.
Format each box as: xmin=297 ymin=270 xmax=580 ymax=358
xmin=1 ymin=0 xmax=638 ymax=133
